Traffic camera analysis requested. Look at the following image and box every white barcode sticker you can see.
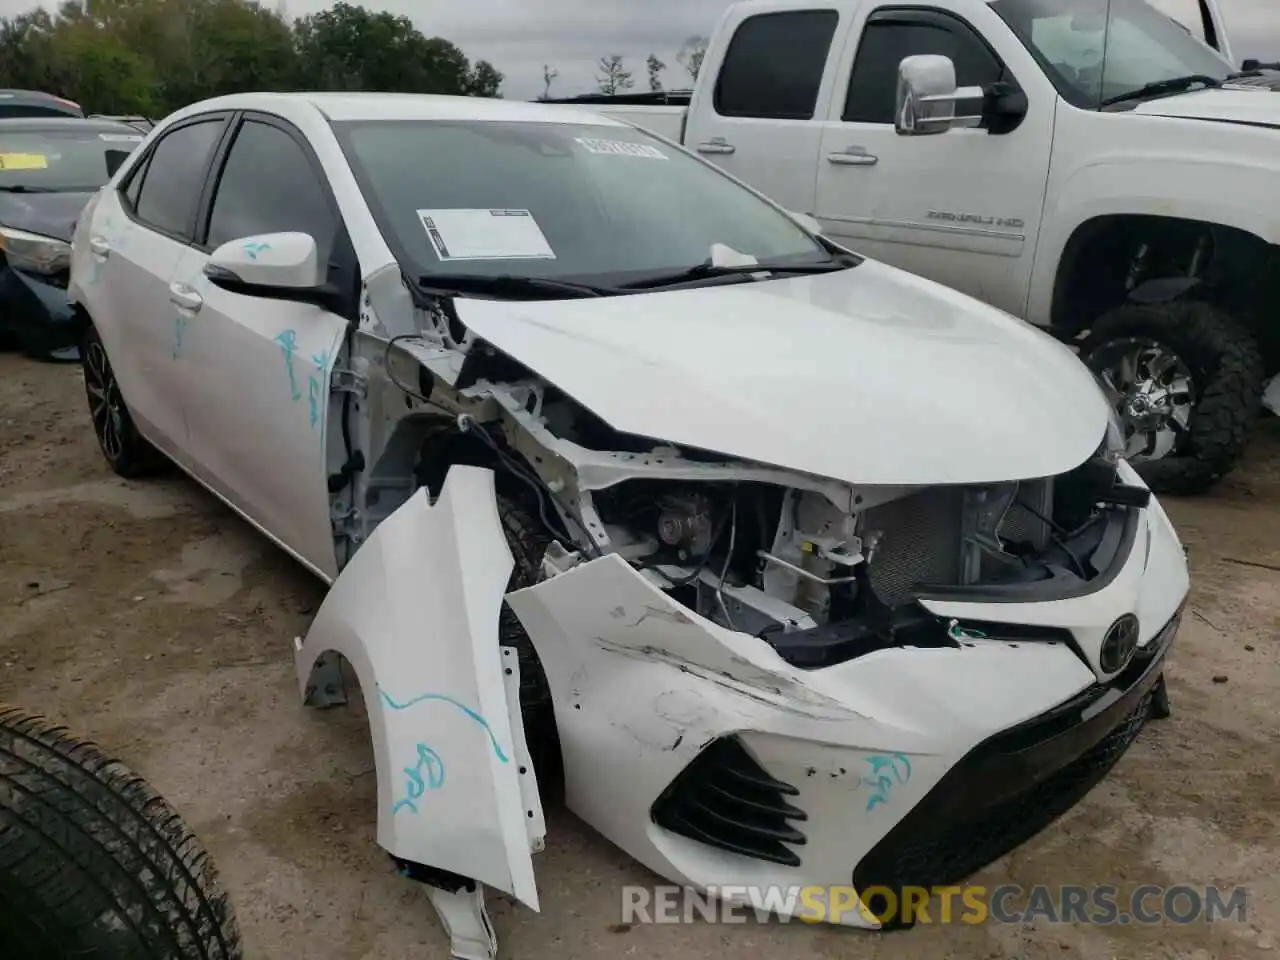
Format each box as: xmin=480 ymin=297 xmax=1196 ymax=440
xmin=575 ymin=137 xmax=668 ymax=159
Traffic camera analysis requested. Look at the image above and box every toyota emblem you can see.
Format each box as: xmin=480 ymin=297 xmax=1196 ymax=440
xmin=1100 ymin=614 xmax=1140 ymax=674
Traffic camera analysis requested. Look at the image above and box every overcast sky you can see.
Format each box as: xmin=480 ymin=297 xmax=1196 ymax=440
xmin=0 ymin=0 xmax=1277 ymax=100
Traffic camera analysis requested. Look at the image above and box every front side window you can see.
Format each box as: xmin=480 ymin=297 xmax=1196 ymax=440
xmin=205 ymin=119 xmax=337 ymax=259
xmin=0 ymin=127 xmax=141 ymax=193
xmin=334 ymin=119 xmax=832 ymax=288
xmin=844 ymin=10 xmax=1007 ymax=124
xmin=714 ymin=10 xmax=841 ymax=119
xmin=991 ymin=0 xmax=1233 ymax=109
xmin=132 ymin=119 xmax=224 ymax=240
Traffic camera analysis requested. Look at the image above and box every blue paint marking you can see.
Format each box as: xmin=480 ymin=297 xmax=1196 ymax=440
xmin=380 ymin=689 xmax=509 ymax=764
xmin=380 ymin=688 xmax=509 ymax=816
xmin=243 ymin=239 xmax=271 ymax=259
xmin=391 ymin=743 xmax=447 ymax=815
xmin=274 ymin=329 xmax=301 ymax=401
xmin=172 ymin=315 xmax=190 ymax=359
xmin=307 ymin=349 xmax=330 ymax=432
xmin=862 ymin=753 xmax=912 ymax=811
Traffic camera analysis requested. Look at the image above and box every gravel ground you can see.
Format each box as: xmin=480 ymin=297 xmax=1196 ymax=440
xmin=1 ymin=351 xmax=1277 ymax=960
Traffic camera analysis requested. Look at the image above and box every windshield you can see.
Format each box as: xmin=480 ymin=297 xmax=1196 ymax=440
xmin=991 ymin=0 xmax=1234 ymax=109
xmin=0 ymin=128 xmax=141 ymax=192
xmin=332 ymin=119 xmax=833 ymax=288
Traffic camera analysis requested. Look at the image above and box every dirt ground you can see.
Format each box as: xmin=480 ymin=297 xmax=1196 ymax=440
xmin=1 ymin=351 xmax=1277 ymax=960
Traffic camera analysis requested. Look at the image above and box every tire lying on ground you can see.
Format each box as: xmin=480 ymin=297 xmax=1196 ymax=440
xmin=1080 ymin=300 xmax=1265 ymax=496
xmin=0 ymin=704 xmax=242 ymax=960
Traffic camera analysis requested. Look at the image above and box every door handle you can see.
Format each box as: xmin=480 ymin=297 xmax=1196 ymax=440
xmin=88 ymin=236 xmax=111 ymax=258
xmin=169 ymin=282 xmax=204 ymax=312
xmin=827 ymin=146 xmax=878 ymax=166
xmin=697 ymin=138 xmax=736 ymax=155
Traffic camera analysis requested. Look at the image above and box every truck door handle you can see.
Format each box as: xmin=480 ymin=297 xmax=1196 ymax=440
xmin=89 ymin=236 xmax=111 ymax=259
xmin=169 ymin=282 xmax=204 ymax=312
xmin=827 ymin=146 xmax=878 ymax=166
xmin=697 ymin=138 xmax=736 ymax=155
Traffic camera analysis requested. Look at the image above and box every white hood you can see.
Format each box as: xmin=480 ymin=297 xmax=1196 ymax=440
xmin=453 ymin=260 xmax=1110 ymax=486
xmin=1134 ymin=86 xmax=1280 ymax=127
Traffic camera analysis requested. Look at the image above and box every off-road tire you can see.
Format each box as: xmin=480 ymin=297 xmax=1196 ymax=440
xmin=1080 ymin=301 xmax=1264 ymax=495
xmin=81 ymin=322 xmax=165 ymax=479
xmin=0 ymin=705 xmax=242 ymax=960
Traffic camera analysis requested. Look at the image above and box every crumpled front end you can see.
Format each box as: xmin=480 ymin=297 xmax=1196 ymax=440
xmin=504 ymin=456 xmax=1188 ymax=925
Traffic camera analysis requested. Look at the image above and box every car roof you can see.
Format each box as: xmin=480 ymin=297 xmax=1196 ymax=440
xmin=173 ymin=91 xmax=627 ymax=127
xmin=0 ymin=116 xmax=142 ymax=134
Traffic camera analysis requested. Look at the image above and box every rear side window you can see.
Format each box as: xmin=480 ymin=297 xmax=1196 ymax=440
xmin=714 ymin=10 xmax=840 ymax=119
xmin=204 ymin=119 xmax=337 ymax=260
xmin=844 ymin=9 xmax=1007 ymax=123
xmin=132 ymin=119 xmax=223 ymax=240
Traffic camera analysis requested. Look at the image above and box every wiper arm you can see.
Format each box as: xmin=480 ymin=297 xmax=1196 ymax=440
xmin=416 ymin=272 xmax=619 ymax=299
xmin=1100 ymin=74 xmax=1221 ymax=107
xmin=620 ymin=256 xmax=854 ymax=291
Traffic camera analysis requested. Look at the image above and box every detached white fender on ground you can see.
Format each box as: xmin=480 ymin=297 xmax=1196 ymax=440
xmin=292 ymin=467 xmax=544 ymax=960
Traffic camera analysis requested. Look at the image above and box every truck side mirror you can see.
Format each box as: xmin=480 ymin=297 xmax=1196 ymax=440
xmin=895 ymin=54 xmax=985 ymax=136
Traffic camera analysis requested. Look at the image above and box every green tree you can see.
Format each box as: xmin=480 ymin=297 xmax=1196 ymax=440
xmin=646 ymin=53 xmax=665 ymax=92
xmin=0 ymin=0 xmax=495 ymax=115
xmin=292 ymin=2 xmax=477 ymax=95
xmin=595 ymin=55 xmax=633 ymax=95
xmin=677 ymin=36 xmax=707 ymax=83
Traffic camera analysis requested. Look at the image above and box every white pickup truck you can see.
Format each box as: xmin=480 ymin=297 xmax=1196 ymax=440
xmin=548 ymin=0 xmax=1279 ymax=494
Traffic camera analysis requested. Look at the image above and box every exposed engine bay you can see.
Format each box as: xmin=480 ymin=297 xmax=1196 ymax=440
xmin=333 ymin=279 xmax=1152 ymax=670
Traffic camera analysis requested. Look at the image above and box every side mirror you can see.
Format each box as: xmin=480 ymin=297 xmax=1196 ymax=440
xmin=203 ymin=232 xmax=342 ymax=310
xmin=787 ymin=210 xmax=822 ymax=235
xmin=894 ymin=54 xmax=985 ymax=136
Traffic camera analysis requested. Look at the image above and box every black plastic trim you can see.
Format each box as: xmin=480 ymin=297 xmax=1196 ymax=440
xmin=914 ymin=504 xmax=1139 ymax=604
xmin=852 ymin=610 xmax=1180 ymax=924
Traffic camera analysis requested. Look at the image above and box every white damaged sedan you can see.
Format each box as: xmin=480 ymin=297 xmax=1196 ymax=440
xmin=68 ymin=93 xmax=1189 ymax=957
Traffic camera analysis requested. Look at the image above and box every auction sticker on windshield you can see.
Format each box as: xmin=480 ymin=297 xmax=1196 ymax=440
xmin=575 ymin=137 xmax=668 ymax=160
xmin=417 ymin=208 xmax=556 ymax=261
xmin=0 ymin=152 xmax=49 ymax=171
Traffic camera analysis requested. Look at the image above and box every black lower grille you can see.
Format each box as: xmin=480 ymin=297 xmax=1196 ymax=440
xmin=651 ymin=736 xmax=806 ymax=867
xmin=853 ymin=613 xmax=1178 ymax=925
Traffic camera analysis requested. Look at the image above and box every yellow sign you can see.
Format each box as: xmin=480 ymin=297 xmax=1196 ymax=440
xmin=0 ymin=153 xmax=49 ymax=171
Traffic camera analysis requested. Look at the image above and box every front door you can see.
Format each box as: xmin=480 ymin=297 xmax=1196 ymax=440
xmin=814 ymin=4 xmax=1056 ymax=318
xmin=170 ymin=114 xmax=350 ymax=577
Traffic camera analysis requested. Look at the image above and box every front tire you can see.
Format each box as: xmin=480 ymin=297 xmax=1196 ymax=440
xmin=1080 ymin=301 xmax=1264 ymax=495
xmin=0 ymin=705 xmax=242 ymax=960
xmin=82 ymin=322 xmax=163 ymax=478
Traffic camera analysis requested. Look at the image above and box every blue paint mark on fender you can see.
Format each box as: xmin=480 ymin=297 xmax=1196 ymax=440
xmin=380 ymin=689 xmax=509 ymax=764
xmin=274 ymin=329 xmax=301 ymax=401
xmin=244 ymin=239 xmax=271 ymax=259
xmin=862 ymin=753 xmax=912 ymax=811
xmin=392 ymin=743 xmax=446 ymax=815
xmin=381 ymin=688 xmax=509 ymax=817
xmin=307 ymin=349 xmax=330 ymax=432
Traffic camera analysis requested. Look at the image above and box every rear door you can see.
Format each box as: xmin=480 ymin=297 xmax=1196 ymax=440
xmin=812 ymin=3 xmax=1055 ymax=316
xmin=87 ymin=114 xmax=229 ymax=458
xmin=169 ymin=112 xmax=352 ymax=577
xmin=683 ymin=5 xmax=848 ymax=216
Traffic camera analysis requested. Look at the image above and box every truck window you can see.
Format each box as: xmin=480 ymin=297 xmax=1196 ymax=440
xmin=713 ymin=10 xmax=840 ymax=120
xmin=843 ymin=8 xmax=1007 ymax=124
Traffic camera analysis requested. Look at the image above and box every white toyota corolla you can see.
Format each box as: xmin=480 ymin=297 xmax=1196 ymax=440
xmin=68 ymin=92 xmax=1189 ymax=958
